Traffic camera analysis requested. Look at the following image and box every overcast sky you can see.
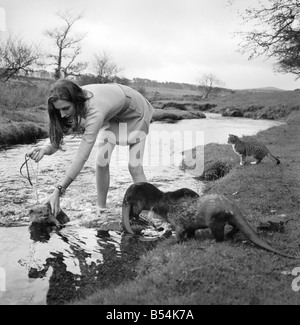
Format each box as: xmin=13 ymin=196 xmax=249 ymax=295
xmin=0 ymin=0 xmax=299 ymax=90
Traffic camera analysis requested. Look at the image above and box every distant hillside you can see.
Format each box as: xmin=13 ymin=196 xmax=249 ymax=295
xmin=236 ymin=86 xmax=286 ymax=92
xmin=131 ymin=77 xmax=199 ymax=91
xmin=130 ymin=77 xmax=293 ymax=97
xmin=131 ymin=77 xmax=292 ymax=91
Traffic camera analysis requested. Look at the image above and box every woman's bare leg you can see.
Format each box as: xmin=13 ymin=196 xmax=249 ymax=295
xmin=128 ymin=138 xmax=147 ymax=183
xmin=96 ymin=141 xmax=115 ymax=208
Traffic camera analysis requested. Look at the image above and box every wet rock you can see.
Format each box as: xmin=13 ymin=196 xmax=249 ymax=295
xmin=153 ymin=109 xmax=206 ymax=122
xmin=152 ymin=101 xmax=217 ymax=112
xmin=222 ymin=108 xmax=244 ymax=117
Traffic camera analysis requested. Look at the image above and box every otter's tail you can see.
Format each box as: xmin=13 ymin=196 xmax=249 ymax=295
xmin=267 ymin=153 xmax=280 ymax=164
xmin=231 ymin=209 xmax=298 ymax=259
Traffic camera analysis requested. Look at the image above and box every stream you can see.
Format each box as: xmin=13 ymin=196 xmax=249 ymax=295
xmin=0 ymin=113 xmax=283 ymax=304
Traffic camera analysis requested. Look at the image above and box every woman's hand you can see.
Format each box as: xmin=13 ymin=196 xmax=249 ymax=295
xmin=44 ymin=189 xmax=61 ymax=218
xmin=27 ymin=147 xmax=46 ymax=163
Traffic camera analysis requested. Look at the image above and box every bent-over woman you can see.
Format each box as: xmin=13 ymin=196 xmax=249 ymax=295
xmin=27 ymin=79 xmax=154 ymax=219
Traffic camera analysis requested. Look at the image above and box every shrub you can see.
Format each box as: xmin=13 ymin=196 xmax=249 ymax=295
xmin=196 ymin=159 xmax=233 ymax=181
xmin=0 ymin=79 xmax=50 ymax=110
xmin=0 ymin=122 xmax=48 ymax=146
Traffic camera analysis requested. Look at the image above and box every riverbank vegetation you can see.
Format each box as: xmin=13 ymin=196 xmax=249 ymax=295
xmin=0 ymin=122 xmax=48 ymax=147
xmin=1 ymin=78 xmax=300 ymax=147
xmin=209 ymin=89 xmax=300 ymax=120
xmin=147 ymin=86 xmax=300 ymax=120
xmin=0 ymin=78 xmax=51 ymax=147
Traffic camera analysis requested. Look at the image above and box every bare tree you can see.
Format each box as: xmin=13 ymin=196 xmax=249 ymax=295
xmin=61 ymin=47 xmax=88 ymax=78
xmin=0 ymin=35 xmax=44 ymax=81
xmin=93 ymin=51 xmax=122 ymax=83
xmin=197 ymin=73 xmax=225 ymax=99
xmin=233 ymin=0 xmax=300 ymax=78
xmin=46 ymin=10 xmax=87 ymax=79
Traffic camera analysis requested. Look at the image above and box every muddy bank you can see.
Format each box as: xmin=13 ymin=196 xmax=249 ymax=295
xmin=180 ymin=142 xmax=236 ymax=181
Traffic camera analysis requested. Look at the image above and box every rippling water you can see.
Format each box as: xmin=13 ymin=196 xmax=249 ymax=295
xmin=0 ymin=113 xmax=283 ymax=304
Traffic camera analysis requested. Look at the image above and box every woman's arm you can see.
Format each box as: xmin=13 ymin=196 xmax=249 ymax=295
xmin=27 ymin=143 xmax=58 ymax=162
xmin=41 ymin=143 xmax=58 ymax=155
xmin=47 ymin=110 xmax=105 ymax=217
xmin=65 ymin=109 xmax=105 ymax=181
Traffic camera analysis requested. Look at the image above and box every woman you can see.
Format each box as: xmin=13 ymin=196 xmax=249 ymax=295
xmin=27 ymin=79 xmax=154 ymax=219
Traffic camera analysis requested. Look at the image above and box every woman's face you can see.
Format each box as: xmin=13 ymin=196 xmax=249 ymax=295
xmin=53 ymin=99 xmax=75 ymax=120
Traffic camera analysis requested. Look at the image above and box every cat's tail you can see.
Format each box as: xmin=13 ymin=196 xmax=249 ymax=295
xmin=268 ymin=153 xmax=280 ymax=164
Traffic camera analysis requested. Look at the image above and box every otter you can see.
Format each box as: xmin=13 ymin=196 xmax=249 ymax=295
xmin=27 ymin=203 xmax=69 ymax=226
xmin=121 ymin=182 xmax=199 ymax=233
xmin=123 ymin=190 xmax=299 ymax=259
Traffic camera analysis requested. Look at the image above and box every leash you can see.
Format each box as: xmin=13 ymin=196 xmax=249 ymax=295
xmin=20 ymin=154 xmax=40 ymax=203
xmin=20 ymin=154 xmax=33 ymax=186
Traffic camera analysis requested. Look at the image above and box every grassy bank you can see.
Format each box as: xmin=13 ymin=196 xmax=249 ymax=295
xmin=0 ymin=79 xmax=51 ymax=147
xmin=207 ymin=89 xmax=300 ymax=120
xmin=71 ymin=111 xmax=300 ymax=305
xmin=0 ymin=121 xmax=48 ymax=148
xmin=148 ymin=87 xmax=300 ymax=121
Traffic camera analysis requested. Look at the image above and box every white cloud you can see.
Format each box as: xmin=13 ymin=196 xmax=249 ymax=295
xmin=1 ymin=0 xmax=300 ymax=89
xmin=0 ymin=7 xmax=6 ymax=32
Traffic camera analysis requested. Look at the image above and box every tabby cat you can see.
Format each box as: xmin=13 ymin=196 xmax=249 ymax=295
xmin=227 ymin=134 xmax=280 ymax=165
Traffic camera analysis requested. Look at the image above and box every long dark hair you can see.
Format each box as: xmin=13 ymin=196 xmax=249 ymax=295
xmin=47 ymin=79 xmax=92 ymax=150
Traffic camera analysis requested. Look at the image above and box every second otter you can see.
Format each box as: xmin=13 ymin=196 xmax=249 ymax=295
xmin=152 ymin=193 xmax=299 ymax=259
xmin=123 ymin=185 xmax=299 ymax=259
xmin=122 ymin=182 xmax=199 ymax=233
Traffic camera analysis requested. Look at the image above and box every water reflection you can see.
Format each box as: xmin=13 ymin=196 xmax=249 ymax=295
xmin=0 ymin=225 xmax=158 ymax=305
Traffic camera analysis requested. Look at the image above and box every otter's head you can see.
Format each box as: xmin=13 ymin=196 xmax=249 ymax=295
xmin=122 ymin=185 xmax=199 ymax=234
xmin=168 ymin=188 xmax=199 ymax=204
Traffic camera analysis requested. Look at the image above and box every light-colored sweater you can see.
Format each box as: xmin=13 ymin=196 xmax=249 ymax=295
xmin=44 ymin=83 xmax=153 ymax=181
